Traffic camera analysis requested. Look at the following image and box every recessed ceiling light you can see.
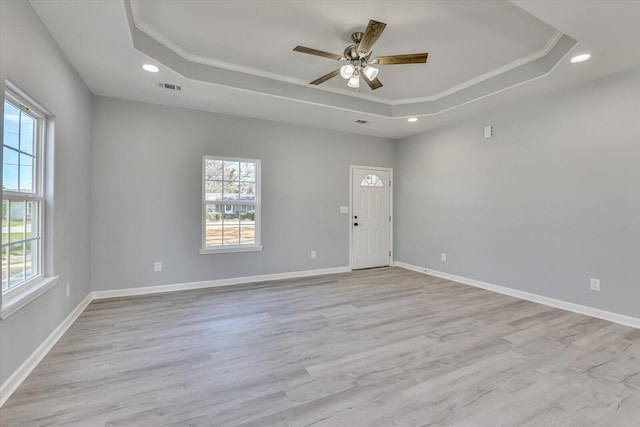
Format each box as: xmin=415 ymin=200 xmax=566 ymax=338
xmin=570 ymin=54 xmax=591 ymax=64
xmin=142 ymin=64 xmax=159 ymax=73
xmin=407 ymin=117 xmax=418 ymax=122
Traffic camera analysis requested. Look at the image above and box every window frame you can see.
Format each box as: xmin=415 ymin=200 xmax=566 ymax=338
xmin=199 ymin=156 xmax=262 ymax=254
xmin=1 ymin=87 xmax=58 ymax=319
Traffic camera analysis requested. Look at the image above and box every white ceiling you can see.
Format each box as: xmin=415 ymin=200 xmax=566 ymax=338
xmin=30 ymin=0 xmax=640 ymax=139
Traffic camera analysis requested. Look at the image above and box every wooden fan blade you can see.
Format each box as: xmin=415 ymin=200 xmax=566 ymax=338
xmin=373 ymin=53 xmax=428 ymax=65
xmin=357 ymin=20 xmax=387 ymax=55
xmin=362 ymin=73 xmax=383 ymax=90
xmin=310 ymin=69 xmax=341 ymax=85
xmin=293 ymin=46 xmax=343 ymax=61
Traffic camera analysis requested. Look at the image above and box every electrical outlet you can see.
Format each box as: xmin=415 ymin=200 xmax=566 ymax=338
xmin=154 ymin=261 xmax=162 ymax=272
xmin=590 ymin=278 xmax=600 ymax=292
xmin=65 ymin=283 xmax=70 ymax=298
xmin=441 ymin=253 xmax=447 ymax=262
xmin=311 ymin=251 xmax=317 ymax=259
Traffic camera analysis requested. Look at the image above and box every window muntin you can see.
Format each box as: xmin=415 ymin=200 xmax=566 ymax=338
xmin=202 ymin=157 xmax=261 ymax=252
xmin=2 ymin=95 xmax=43 ymax=294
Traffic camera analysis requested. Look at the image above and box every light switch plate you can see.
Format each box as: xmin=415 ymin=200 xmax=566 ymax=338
xmin=340 ymin=206 xmax=349 ymax=213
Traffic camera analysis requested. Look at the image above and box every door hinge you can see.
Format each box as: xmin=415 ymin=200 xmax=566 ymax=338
xmin=389 ymin=251 xmax=391 ymax=256
xmin=389 ymin=215 xmax=391 ymax=221
xmin=389 ymin=180 xmax=391 ymax=186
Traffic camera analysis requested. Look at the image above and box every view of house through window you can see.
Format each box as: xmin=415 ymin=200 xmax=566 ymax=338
xmin=202 ymin=157 xmax=261 ymax=251
xmin=2 ymin=95 xmax=44 ymax=294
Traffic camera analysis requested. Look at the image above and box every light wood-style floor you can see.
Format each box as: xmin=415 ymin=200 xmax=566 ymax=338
xmin=2 ymin=267 xmax=640 ymax=426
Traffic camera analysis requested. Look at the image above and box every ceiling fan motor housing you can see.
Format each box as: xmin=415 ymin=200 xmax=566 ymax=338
xmin=344 ymin=41 xmax=371 ymax=71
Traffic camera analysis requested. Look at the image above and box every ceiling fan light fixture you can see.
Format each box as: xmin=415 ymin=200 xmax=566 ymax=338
xmin=363 ymin=66 xmax=379 ymax=80
xmin=340 ymin=64 xmax=355 ymax=79
xmin=347 ymin=74 xmax=360 ymax=88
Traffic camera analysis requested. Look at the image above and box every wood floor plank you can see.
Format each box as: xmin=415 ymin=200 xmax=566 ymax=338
xmin=1 ymin=267 xmax=640 ymax=426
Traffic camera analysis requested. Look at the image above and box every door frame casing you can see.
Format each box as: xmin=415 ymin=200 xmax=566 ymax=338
xmin=349 ymin=165 xmax=394 ymax=270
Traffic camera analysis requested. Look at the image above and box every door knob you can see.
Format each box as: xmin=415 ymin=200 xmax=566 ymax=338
xmin=354 ymin=222 xmax=359 ymax=226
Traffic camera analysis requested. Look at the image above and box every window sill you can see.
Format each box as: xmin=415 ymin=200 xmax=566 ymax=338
xmin=199 ymin=245 xmax=263 ymax=255
xmin=1 ymin=275 xmax=60 ymax=320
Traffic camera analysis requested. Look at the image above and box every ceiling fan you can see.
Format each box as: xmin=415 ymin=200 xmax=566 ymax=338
xmin=293 ymin=19 xmax=428 ymax=90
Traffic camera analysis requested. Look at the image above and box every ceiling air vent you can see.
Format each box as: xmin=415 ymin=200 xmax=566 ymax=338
xmin=158 ymin=82 xmax=182 ymax=91
xmin=355 ymin=120 xmax=368 ymax=124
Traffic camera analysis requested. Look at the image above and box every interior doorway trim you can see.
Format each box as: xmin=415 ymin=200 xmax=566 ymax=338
xmin=349 ymin=165 xmax=393 ymax=270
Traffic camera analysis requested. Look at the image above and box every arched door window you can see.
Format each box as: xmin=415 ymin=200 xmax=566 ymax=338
xmin=361 ymin=173 xmax=384 ymax=187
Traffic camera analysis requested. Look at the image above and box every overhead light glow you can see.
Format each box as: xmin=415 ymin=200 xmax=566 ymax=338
xmin=363 ymin=66 xmax=379 ymax=80
xmin=340 ymin=64 xmax=355 ymax=79
xmin=570 ymin=54 xmax=591 ymax=64
xmin=407 ymin=117 xmax=418 ymax=122
xmin=348 ymin=74 xmax=360 ymax=88
xmin=142 ymin=64 xmax=159 ymax=73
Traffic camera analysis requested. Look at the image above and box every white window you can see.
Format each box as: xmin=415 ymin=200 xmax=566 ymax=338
xmin=200 ymin=156 xmax=262 ymax=254
xmin=1 ymin=88 xmax=57 ymax=319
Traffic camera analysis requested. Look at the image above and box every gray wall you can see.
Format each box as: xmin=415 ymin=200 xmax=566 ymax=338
xmin=0 ymin=1 xmax=93 ymax=385
xmin=91 ymin=97 xmax=395 ymax=291
xmin=396 ymin=68 xmax=640 ymax=318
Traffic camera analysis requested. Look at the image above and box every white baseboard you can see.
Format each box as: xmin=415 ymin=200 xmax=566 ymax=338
xmin=394 ymin=261 xmax=640 ymax=330
xmin=0 ymin=292 xmax=93 ymax=407
xmin=92 ymin=266 xmax=351 ymax=300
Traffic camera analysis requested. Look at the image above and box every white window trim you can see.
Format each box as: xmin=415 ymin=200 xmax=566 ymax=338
xmin=1 ymin=84 xmax=57 ymax=319
xmin=200 ymin=156 xmax=262 ymax=254
xmin=1 ymin=275 xmax=59 ymax=319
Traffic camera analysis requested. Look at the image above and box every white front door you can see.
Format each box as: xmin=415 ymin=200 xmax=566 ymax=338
xmin=351 ymin=167 xmax=391 ymax=270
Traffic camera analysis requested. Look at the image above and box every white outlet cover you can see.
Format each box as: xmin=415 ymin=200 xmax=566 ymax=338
xmin=590 ymin=278 xmax=600 ymax=291
xmin=441 ymin=253 xmax=447 ymax=261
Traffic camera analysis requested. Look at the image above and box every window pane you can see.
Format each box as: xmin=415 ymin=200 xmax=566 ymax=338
xmin=9 ymin=200 xmax=25 ymax=242
xmin=361 ymin=174 xmax=384 ymax=187
xmin=19 ymin=112 xmax=35 ymax=155
xmin=2 ymin=199 xmax=8 ymax=245
xmin=223 ymin=161 xmax=239 ymax=183
xmin=20 ymin=113 xmax=34 ymax=136
xmin=240 ymin=162 xmax=256 ymax=182
xmin=2 ymin=147 xmax=19 ymax=191
xmin=19 ymin=154 xmax=33 ymax=193
xmin=205 ymin=159 xmax=223 ymax=181
xmin=240 ymin=224 xmax=255 ymax=245
xmin=3 ymin=103 xmax=20 ymax=146
xmin=1 ymin=245 xmax=7 ymax=292
xmin=205 ymin=224 xmax=223 ymax=247
xmin=222 ymin=220 xmax=240 ymax=245
xmin=223 ymin=180 xmax=240 ymax=200
xmin=205 ymin=181 xmax=223 ymax=201
xmin=240 ymin=182 xmax=256 ymax=201
xmin=205 ymin=204 xmax=222 ymax=224
xmin=26 ymin=201 xmax=37 ymax=239
xmin=204 ymin=204 xmax=257 ymax=247
xmin=3 ymin=131 xmax=19 ymax=150
xmin=8 ymin=242 xmax=25 ymax=288
xmin=25 ymin=239 xmax=38 ymax=280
